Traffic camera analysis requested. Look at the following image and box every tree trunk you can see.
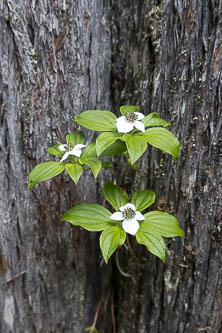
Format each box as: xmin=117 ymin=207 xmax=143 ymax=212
xmin=0 ymin=0 xmax=221 ymax=332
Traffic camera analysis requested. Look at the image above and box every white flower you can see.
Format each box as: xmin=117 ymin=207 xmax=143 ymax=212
xmin=115 ymin=112 xmax=145 ymax=133
xmin=110 ymin=203 xmax=145 ymax=235
xmin=58 ymin=143 xmax=85 ymax=162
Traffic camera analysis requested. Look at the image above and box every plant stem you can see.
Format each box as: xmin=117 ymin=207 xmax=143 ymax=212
xmin=90 ymin=292 xmax=104 ymax=332
xmin=115 ymin=248 xmax=136 ymax=284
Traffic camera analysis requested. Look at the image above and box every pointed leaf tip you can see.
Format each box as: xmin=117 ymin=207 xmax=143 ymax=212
xmin=66 ymin=131 xmax=85 ymax=145
xmin=28 ymin=162 xmax=65 ymax=189
xmin=131 ymin=190 xmax=156 ymax=212
xmin=100 ymin=226 xmax=126 ymax=263
xmin=80 ymin=156 xmax=102 ymax=178
xmin=136 ymin=229 xmax=166 ymax=262
xmin=103 ymin=182 xmax=128 ymax=211
xmin=65 ymin=163 xmax=83 ymax=184
xmin=144 ymin=127 xmax=180 ymax=161
xmin=125 ymin=134 xmax=147 ymax=164
xmin=120 ymin=105 xmax=140 ymax=115
xmin=143 ymin=211 xmax=184 ymax=238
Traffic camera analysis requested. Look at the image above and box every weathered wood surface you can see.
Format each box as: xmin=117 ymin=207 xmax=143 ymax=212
xmin=0 ymin=0 xmax=112 ymax=332
xmin=0 ymin=0 xmax=221 ymax=332
xmin=110 ymin=1 xmax=222 ymax=332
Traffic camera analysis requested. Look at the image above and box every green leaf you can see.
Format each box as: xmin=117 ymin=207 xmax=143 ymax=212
xmin=28 ymin=162 xmax=65 ymax=189
xmin=48 ymin=144 xmax=64 ymax=158
xmin=136 ymin=229 xmax=165 ymax=262
xmin=66 ymin=131 xmax=85 ymax=144
xmin=65 ymin=163 xmax=83 ymax=184
xmin=62 ymin=203 xmax=112 ymax=231
xmin=100 ymin=226 xmax=126 ymax=263
xmin=81 ymin=142 xmax=97 ymax=158
xmin=103 ymin=182 xmax=128 ymax=211
xmin=80 ymin=156 xmax=101 ymax=178
xmin=131 ymin=190 xmax=155 ymax=212
xmin=124 ymin=134 xmax=147 ymax=164
xmin=96 ymin=132 xmax=123 ymax=156
xmin=142 ymin=112 xmax=170 ymax=128
xmin=100 ymin=140 xmax=127 ymax=157
xmin=120 ymin=105 xmax=140 ymax=115
xmin=144 ymin=127 xmax=180 ymax=161
xmin=142 ymin=211 xmax=185 ymax=238
xmin=85 ymin=326 xmax=100 ymax=333
xmin=74 ymin=110 xmax=117 ymax=131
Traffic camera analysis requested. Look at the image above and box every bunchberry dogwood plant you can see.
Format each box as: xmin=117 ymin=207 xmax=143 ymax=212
xmin=28 ymin=105 xmax=184 ymax=332
xmin=28 ymin=123 xmax=129 ymax=188
xmin=28 ymin=130 xmax=103 ymax=187
xmin=28 ymin=105 xmax=183 ymax=264
xmin=62 ymin=182 xmax=184 ymax=263
xmin=74 ymin=105 xmax=180 ymax=165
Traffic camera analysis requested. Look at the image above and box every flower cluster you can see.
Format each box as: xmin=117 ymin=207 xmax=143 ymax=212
xmin=110 ymin=203 xmax=145 ymax=235
xmin=59 ymin=143 xmax=85 ymax=162
xmin=115 ymin=112 xmax=145 ymax=133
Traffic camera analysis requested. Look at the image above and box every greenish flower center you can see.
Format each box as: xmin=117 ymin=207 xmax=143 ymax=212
xmin=65 ymin=143 xmax=75 ymax=151
xmin=125 ymin=112 xmax=138 ymax=122
xmin=122 ymin=207 xmax=136 ymax=219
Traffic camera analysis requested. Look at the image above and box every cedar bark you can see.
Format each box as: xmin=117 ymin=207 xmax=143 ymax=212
xmin=0 ymin=1 xmax=221 ymax=333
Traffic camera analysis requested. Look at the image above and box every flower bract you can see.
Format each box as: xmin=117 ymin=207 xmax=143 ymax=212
xmin=110 ymin=203 xmax=145 ymax=235
xmin=59 ymin=143 xmax=85 ymax=162
xmin=115 ymin=112 xmax=145 ymax=133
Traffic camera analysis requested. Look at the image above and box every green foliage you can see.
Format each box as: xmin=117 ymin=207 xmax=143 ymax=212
xmin=136 ymin=229 xmax=166 ymax=262
xmin=142 ymin=211 xmax=185 ymax=238
xmin=100 ymin=226 xmax=126 ymax=263
xmin=100 ymin=140 xmax=126 ymax=156
xmin=80 ymin=156 xmax=101 ymax=178
xmin=81 ymin=140 xmax=126 ymax=158
xmin=103 ymin=182 xmax=128 ymax=211
xmin=143 ymin=127 xmax=180 ymax=161
xmin=62 ymin=203 xmax=112 ymax=231
xmin=28 ymin=162 xmax=65 ymax=189
xmin=29 ymin=131 xmax=108 ymax=188
xmin=85 ymin=327 xmax=100 ymax=333
xmin=81 ymin=142 xmax=97 ymax=158
xmin=74 ymin=110 xmax=117 ymax=131
xmin=61 ymin=183 xmax=184 ymax=263
xmin=142 ymin=112 xmax=170 ymax=127
xmin=66 ymin=131 xmax=85 ymax=144
xmin=131 ymin=190 xmax=155 ymax=211
xmin=74 ymin=107 xmax=180 ymax=165
xmin=48 ymin=144 xmax=64 ymax=157
xmin=29 ymin=106 xmax=184 ymax=266
xmin=135 ymin=211 xmax=184 ymax=261
xmin=65 ymin=163 xmax=83 ymax=185
xmin=124 ymin=133 xmax=147 ymax=165
xmin=120 ymin=105 xmax=140 ymax=115
xmin=96 ymin=132 xmax=123 ymax=156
